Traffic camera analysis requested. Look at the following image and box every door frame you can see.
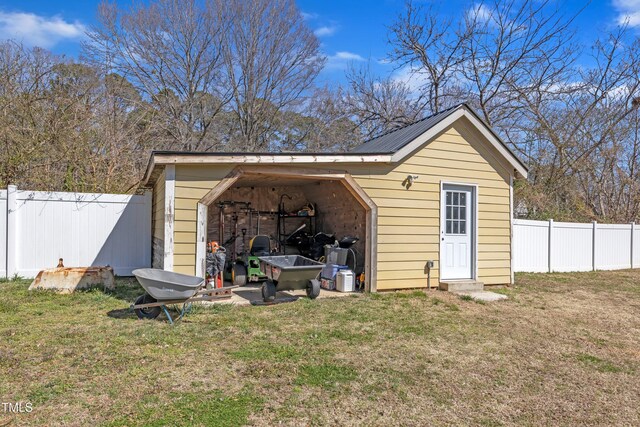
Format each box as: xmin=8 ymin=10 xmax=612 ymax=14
xmin=439 ymin=181 xmax=478 ymax=281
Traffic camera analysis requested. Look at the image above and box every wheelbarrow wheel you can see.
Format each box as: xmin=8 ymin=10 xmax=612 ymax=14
xmin=134 ymin=294 xmax=162 ymax=320
xmin=306 ymin=279 xmax=321 ymax=300
xmin=232 ymin=263 xmax=248 ymax=287
xmin=262 ymin=281 xmax=276 ymax=302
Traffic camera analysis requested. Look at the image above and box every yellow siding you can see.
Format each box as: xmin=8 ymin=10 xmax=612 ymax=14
xmin=160 ymin=120 xmax=513 ymax=287
xmin=172 ymin=165 xmax=235 ymax=275
xmin=352 ymin=122 xmax=512 ymax=289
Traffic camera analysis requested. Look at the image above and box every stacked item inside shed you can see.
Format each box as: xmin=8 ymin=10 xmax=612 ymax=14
xmin=205 ymin=179 xmax=365 ymax=291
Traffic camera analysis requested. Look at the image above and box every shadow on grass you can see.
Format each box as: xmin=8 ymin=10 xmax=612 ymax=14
xmin=106 ymin=307 xmax=138 ymax=320
xmin=106 ymin=277 xmax=144 ymax=303
xmin=102 ymin=277 xmax=145 ymax=321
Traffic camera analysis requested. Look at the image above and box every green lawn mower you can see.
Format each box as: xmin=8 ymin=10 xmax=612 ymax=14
xmin=226 ymin=235 xmax=272 ymax=286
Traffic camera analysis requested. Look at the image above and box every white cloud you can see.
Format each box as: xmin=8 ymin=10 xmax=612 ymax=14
xmin=467 ymin=3 xmax=494 ymax=25
xmin=334 ymin=51 xmax=364 ymax=61
xmin=390 ymin=66 xmax=430 ymax=92
xmin=301 ymin=11 xmax=318 ymax=21
xmin=314 ymin=25 xmax=337 ymax=37
xmin=613 ymin=0 xmax=640 ymax=27
xmin=325 ymin=51 xmax=366 ymax=69
xmin=606 ymin=83 xmax=630 ymax=100
xmin=0 ymin=11 xmax=86 ymax=49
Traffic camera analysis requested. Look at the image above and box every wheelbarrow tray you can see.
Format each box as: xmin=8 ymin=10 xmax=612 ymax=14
xmin=132 ymin=287 xmax=236 ymax=308
xmin=133 ymin=268 xmax=204 ymax=301
xmin=258 ymin=255 xmax=324 ymax=291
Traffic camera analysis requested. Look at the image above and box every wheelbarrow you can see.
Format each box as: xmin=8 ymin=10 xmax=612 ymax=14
xmin=258 ymin=255 xmax=324 ymax=302
xmin=131 ymin=268 xmax=237 ymax=324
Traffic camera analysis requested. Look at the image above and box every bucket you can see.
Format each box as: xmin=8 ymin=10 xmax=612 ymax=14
xmin=324 ymin=246 xmax=348 ymax=265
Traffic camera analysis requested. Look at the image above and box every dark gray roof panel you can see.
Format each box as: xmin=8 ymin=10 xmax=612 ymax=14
xmin=350 ymin=104 xmax=463 ymax=154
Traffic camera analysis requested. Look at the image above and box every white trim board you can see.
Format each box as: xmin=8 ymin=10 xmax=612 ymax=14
xmin=195 ymin=203 xmax=208 ymax=278
xmin=163 ymin=165 xmax=176 ymax=272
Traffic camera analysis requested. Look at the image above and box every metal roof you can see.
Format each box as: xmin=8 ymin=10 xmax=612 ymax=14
xmin=350 ymin=104 xmax=464 ymax=154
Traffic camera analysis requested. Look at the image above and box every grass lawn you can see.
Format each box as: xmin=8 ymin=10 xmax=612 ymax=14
xmin=1 ymin=270 xmax=640 ymax=426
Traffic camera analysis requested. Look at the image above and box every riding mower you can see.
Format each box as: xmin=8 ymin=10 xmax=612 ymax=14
xmin=226 ymin=235 xmax=272 ymax=286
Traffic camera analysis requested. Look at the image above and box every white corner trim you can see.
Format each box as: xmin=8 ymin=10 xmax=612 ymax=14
xmin=475 ymin=185 xmax=479 ymax=282
xmin=195 ymin=203 xmax=207 ymax=278
xmin=509 ymin=175 xmax=515 ymax=285
xmin=164 ymin=165 xmax=176 ymax=272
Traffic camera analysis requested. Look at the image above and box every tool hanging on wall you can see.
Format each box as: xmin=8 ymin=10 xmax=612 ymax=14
xmin=233 ymin=213 xmax=239 ymax=258
xmin=241 ymin=228 xmax=247 ymax=256
xmin=217 ymin=201 xmax=252 ymax=258
xmin=257 ymin=211 xmax=261 ymax=235
xmin=219 ymin=206 xmax=224 ymax=251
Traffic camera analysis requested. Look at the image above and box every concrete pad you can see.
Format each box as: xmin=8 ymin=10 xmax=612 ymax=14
xmin=207 ymin=284 xmax=356 ymax=306
xmin=439 ymin=280 xmax=484 ymax=292
xmin=454 ymin=290 xmax=508 ymax=302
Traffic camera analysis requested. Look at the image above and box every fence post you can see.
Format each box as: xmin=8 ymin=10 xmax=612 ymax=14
xmin=592 ymin=221 xmax=597 ymax=271
xmin=632 ymin=222 xmax=635 ymax=269
xmin=548 ymin=219 xmax=553 ymax=273
xmin=6 ymin=185 xmax=17 ymax=279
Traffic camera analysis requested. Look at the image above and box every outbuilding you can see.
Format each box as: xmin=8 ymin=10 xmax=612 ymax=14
xmin=143 ymin=103 xmax=527 ymax=292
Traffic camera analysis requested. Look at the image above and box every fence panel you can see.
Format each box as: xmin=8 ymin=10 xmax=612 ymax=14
xmin=514 ymin=219 xmax=640 ymax=273
xmin=2 ymin=188 xmax=152 ymax=278
xmin=551 ymin=222 xmax=593 ymax=272
xmin=596 ymin=224 xmax=632 ymax=270
xmin=0 ymin=190 xmax=6 ymax=277
xmin=513 ymin=219 xmax=549 ymax=272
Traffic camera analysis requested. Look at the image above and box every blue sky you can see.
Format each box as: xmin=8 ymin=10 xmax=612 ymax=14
xmin=0 ymin=0 xmax=637 ymax=86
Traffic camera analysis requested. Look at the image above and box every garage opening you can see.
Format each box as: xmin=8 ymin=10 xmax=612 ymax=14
xmin=195 ymin=167 xmax=375 ymax=296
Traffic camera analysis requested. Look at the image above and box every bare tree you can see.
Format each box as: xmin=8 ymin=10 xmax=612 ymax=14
xmin=508 ymin=28 xmax=640 ymax=221
xmin=220 ymin=0 xmax=325 ymax=151
xmin=268 ymin=86 xmax=362 ymax=152
xmin=343 ymin=65 xmax=426 ymax=140
xmin=0 ymin=41 xmax=153 ymax=193
xmin=388 ymin=1 xmax=470 ymax=114
xmin=83 ymin=0 xmax=229 ymax=151
xmin=0 ymin=43 xmax=70 ymax=189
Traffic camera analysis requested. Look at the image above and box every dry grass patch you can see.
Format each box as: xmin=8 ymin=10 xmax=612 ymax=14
xmin=0 ymin=271 xmax=639 ymax=426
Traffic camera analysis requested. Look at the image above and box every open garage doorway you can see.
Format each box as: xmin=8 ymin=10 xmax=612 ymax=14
xmin=194 ymin=167 xmax=377 ymax=292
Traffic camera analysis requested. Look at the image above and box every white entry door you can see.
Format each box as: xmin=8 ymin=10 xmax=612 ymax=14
xmin=440 ymin=184 xmax=475 ymax=280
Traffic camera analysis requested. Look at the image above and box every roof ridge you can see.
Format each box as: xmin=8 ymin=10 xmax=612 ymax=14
xmin=360 ymin=103 xmax=465 ymax=145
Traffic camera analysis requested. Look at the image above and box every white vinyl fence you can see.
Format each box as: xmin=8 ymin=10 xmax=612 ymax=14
xmin=513 ymin=219 xmax=640 ymax=273
xmin=1 ymin=185 xmax=152 ymax=279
